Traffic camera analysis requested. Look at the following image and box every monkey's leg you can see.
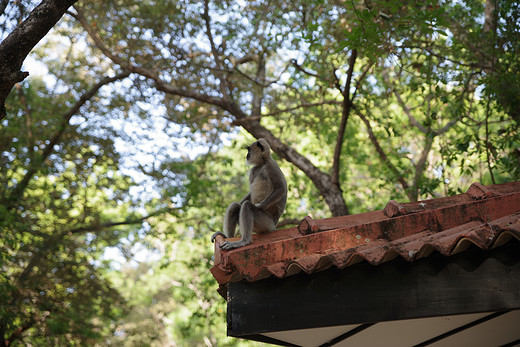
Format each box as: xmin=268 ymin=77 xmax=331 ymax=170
xmin=221 ymin=202 xmax=275 ymax=250
xmin=211 ymin=202 xmax=240 ymax=243
xmin=224 ymin=202 xmax=241 ymax=237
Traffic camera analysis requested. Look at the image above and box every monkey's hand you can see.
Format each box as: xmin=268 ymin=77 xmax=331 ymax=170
xmin=211 ymin=231 xmax=227 ymax=243
xmin=221 ymin=239 xmax=252 ymax=250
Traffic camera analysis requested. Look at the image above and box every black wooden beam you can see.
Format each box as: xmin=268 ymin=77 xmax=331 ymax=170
xmin=501 ymin=338 xmax=520 ymax=347
xmin=235 ymin=334 xmax=301 ymax=346
xmin=412 ymin=311 xmax=510 ymax=347
xmin=319 ymin=323 xmax=374 ymax=347
xmin=227 ymin=242 xmax=520 ymax=337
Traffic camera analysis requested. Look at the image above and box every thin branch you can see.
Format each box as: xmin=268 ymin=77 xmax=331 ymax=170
xmin=233 ymin=59 xmax=291 ymax=89
xmin=6 ymin=317 xmax=37 ymax=345
xmin=350 ymin=0 xmax=366 ymax=33
xmin=202 ymin=0 xmax=229 ymax=99
xmin=411 ymin=135 xmax=434 ymax=201
xmin=436 ymin=118 xmax=458 ymax=135
xmin=356 ymin=109 xmax=412 ymax=199
xmin=68 ymin=8 xmax=121 ymax=68
xmin=343 ymin=50 xmax=358 ymax=99
xmin=15 ymin=207 xmax=178 ymax=288
xmin=16 ymin=84 xmax=35 ymax=160
xmin=251 ymin=54 xmax=266 ymax=118
xmin=67 ymin=207 xmax=179 ymax=234
xmin=291 ymin=59 xmax=324 ymax=80
xmin=331 ymin=50 xmax=357 ymax=186
xmin=231 ymin=53 xmax=256 ymax=65
xmin=331 ymin=62 xmax=343 ymax=91
xmin=485 ymin=98 xmax=496 ymax=184
xmin=383 ymin=69 xmax=429 ymax=134
xmin=232 ymin=100 xmax=343 ymax=126
xmin=71 ymin=7 xmax=244 ymax=118
xmin=263 ymin=100 xmax=343 ymax=117
xmin=404 ymin=45 xmax=487 ymax=70
xmin=6 ymin=71 xmax=130 ymax=207
xmin=202 ymin=0 xmax=223 ymax=70
xmin=351 ymin=60 xmax=374 ymax=101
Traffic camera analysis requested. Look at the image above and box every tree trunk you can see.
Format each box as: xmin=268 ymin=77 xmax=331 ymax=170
xmin=242 ymin=120 xmax=350 ymax=216
xmin=0 ymin=0 xmax=78 ymax=119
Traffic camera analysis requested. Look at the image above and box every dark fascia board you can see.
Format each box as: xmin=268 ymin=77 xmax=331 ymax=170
xmin=227 ymin=241 xmax=520 ymax=337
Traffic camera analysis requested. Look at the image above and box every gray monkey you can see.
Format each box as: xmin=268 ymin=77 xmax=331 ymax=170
xmin=211 ymin=138 xmax=287 ymax=250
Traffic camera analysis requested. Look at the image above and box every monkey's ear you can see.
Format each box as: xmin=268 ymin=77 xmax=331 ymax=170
xmin=256 ymin=141 xmax=264 ymax=152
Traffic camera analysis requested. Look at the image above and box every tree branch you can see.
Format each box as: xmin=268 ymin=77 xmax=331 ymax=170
xmin=16 ymin=84 xmax=35 ymax=161
xmin=404 ymin=45 xmax=487 ymax=70
xmin=72 ymin=6 xmax=245 ymax=119
xmin=72 ymin=6 xmax=350 ymax=216
xmin=411 ymin=134 xmax=434 ymax=201
xmin=483 ymin=0 xmax=497 ymax=35
xmin=66 ymin=207 xmax=178 ymax=234
xmin=436 ymin=118 xmax=458 ymax=135
xmin=331 ymin=49 xmax=357 ymax=186
xmin=291 ymin=59 xmax=322 ymax=80
xmin=202 ymin=0 xmax=230 ymax=99
xmin=259 ymin=100 xmax=343 ymax=119
xmin=0 ymin=0 xmax=8 ymax=17
xmin=485 ymin=98 xmax=496 ymax=184
xmin=15 ymin=207 xmax=177 ymax=287
xmin=251 ymin=54 xmax=266 ymax=118
xmin=383 ymin=69 xmax=429 ymax=134
xmin=351 ymin=60 xmax=374 ymax=101
xmin=6 ymin=71 xmax=130 ymax=208
xmin=356 ymin=110 xmax=412 ymax=199
xmin=232 ymin=99 xmax=342 ymax=125
xmin=0 ymin=0 xmax=79 ymax=119
xmin=5 ymin=316 xmax=37 ymax=345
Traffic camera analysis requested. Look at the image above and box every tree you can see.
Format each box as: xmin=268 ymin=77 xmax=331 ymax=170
xmin=72 ymin=0 xmax=519 ymax=216
xmin=0 ymin=26 xmax=142 ymax=343
xmin=1 ymin=0 xmax=518 ymax=345
xmin=71 ymin=0 xmax=357 ymax=216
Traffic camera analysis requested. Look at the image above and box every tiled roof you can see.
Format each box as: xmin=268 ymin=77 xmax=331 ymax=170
xmin=210 ymin=182 xmax=520 ymax=287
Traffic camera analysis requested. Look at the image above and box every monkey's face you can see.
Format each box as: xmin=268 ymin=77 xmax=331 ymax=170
xmin=246 ymin=141 xmax=265 ymax=165
xmin=245 ymin=145 xmax=255 ymax=165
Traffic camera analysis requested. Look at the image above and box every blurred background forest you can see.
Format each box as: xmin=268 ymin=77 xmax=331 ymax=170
xmin=1 ymin=0 xmax=519 ymax=345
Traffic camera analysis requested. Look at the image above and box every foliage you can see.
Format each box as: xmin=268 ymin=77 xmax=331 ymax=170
xmin=1 ymin=0 xmax=519 ymax=345
xmin=0 ymin=76 xmax=131 ymax=344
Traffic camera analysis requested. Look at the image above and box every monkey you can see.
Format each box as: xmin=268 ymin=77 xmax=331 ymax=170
xmin=211 ymin=138 xmax=287 ymax=250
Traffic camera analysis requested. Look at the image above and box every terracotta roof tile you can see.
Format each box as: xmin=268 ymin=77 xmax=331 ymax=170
xmin=210 ymin=182 xmax=520 ymax=287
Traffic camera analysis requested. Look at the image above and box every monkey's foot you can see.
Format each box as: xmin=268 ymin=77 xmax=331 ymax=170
xmin=220 ymin=239 xmax=251 ymax=250
xmin=211 ymin=231 xmax=227 ymax=243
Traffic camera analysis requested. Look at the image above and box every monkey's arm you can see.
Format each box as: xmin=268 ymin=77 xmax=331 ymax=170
xmin=256 ymin=165 xmax=286 ymax=211
xmin=255 ymin=183 xmax=285 ymax=210
xmin=239 ymin=193 xmax=251 ymax=204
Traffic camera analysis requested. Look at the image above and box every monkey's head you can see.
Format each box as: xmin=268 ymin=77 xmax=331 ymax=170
xmin=246 ymin=138 xmax=271 ymax=166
